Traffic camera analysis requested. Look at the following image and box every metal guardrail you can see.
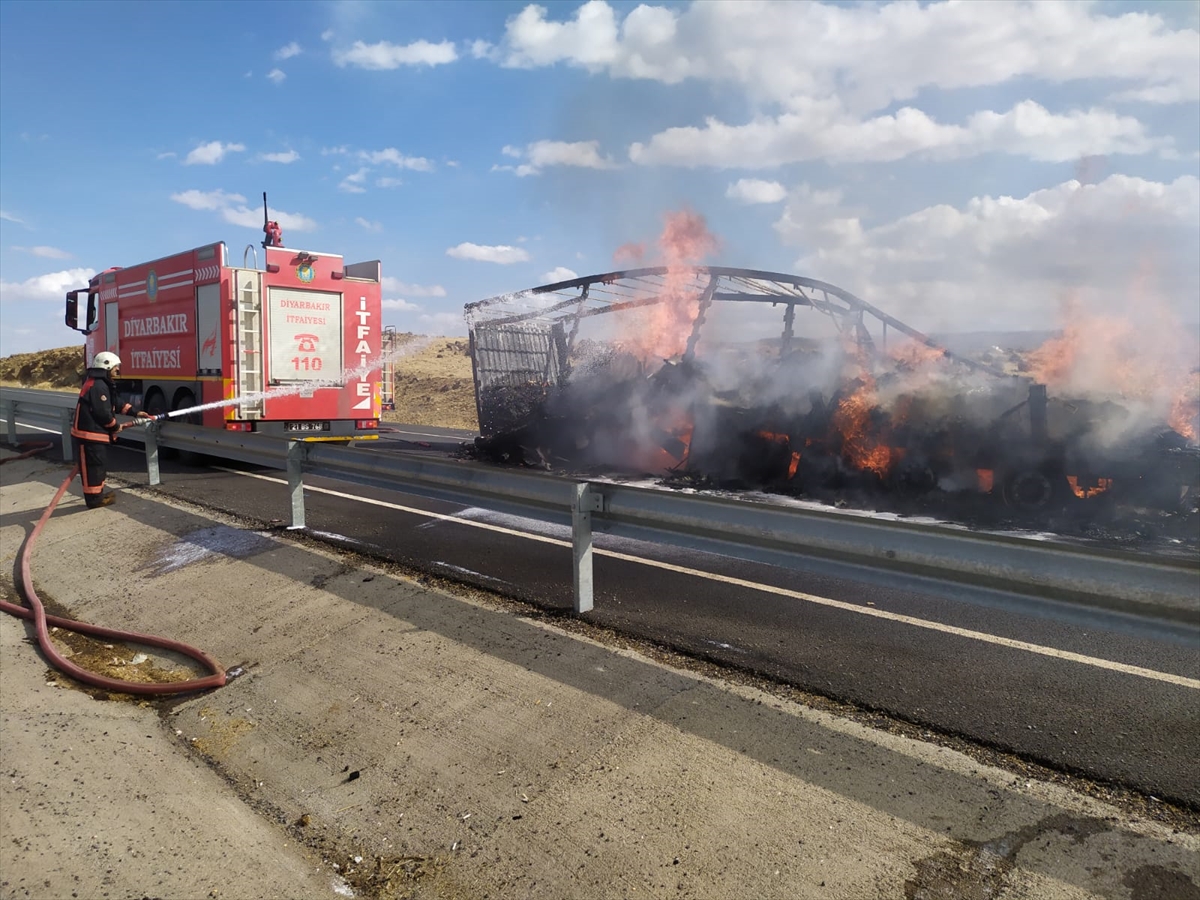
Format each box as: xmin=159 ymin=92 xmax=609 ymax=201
xmin=1 ymin=390 xmax=77 ymax=461
xmin=3 ymin=388 xmax=1197 ymax=621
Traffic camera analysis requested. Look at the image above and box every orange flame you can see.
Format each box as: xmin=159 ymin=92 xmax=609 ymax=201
xmin=1169 ymin=372 xmax=1200 ymax=442
xmin=832 ymin=375 xmax=899 ymax=476
xmin=976 ymin=469 xmax=995 ymax=493
xmin=888 ymin=340 xmax=947 ymax=370
xmin=1026 ymin=287 xmax=1198 ymax=444
xmin=1067 ymin=475 xmax=1113 ymax=499
xmin=617 ymin=209 xmax=719 ymax=363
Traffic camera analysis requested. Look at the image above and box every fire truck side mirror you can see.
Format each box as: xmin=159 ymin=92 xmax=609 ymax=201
xmin=65 ymin=290 xmax=99 ymax=334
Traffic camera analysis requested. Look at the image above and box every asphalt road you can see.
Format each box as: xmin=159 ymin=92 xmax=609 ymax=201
xmin=9 ymin=421 xmax=1200 ymax=807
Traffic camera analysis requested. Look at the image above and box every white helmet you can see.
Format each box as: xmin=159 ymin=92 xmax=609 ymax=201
xmin=92 ymin=351 xmax=121 ymax=371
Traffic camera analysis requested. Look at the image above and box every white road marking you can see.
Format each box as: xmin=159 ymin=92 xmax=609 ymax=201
xmin=214 ymin=466 xmax=1200 ymax=690
xmin=380 ymin=429 xmax=472 ymax=441
xmin=0 ymin=419 xmax=61 ymax=435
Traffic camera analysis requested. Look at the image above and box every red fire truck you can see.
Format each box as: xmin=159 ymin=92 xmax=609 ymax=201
xmin=65 ymin=211 xmax=382 ymax=441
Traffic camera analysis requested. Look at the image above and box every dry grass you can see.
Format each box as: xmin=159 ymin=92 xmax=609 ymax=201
xmin=383 ymin=336 xmax=478 ymax=431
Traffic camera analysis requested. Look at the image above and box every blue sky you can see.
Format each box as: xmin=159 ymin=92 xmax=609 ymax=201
xmin=1 ymin=0 xmax=1198 ymax=356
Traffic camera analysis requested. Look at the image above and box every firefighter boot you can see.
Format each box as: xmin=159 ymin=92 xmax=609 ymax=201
xmin=86 ymin=491 xmax=116 ymax=509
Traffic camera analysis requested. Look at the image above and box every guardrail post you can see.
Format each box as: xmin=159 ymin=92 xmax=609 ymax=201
xmin=59 ymin=409 xmax=74 ymax=461
xmin=287 ymin=440 xmax=307 ymax=530
xmin=144 ymin=424 xmax=161 ymax=486
xmin=572 ymin=483 xmax=602 ymax=613
xmin=2 ymin=399 xmax=15 ymax=448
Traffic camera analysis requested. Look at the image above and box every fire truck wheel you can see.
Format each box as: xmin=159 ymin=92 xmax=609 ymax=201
xmin=144 ymin=389 xmax=179 ymax=460
xmin=171 ymin=390 xmax=206 ymax=466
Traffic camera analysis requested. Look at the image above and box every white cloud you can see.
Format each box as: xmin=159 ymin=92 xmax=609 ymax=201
xmin=446 ymin=242 xmax=531 ymax=264
xmin=497 ymin=140 xmax=618 ymax=176
xmin=376 ymin=176 xmax=403 ymax=188
xmin=170 ymin=189 xmax=246 ymax=211
xmin=259 ymin=150 xmax=300 ymax=164
xmin=497 ymin=1 xmax=1199 ymax=110
xmin=1 ymin=210 xmax=28 ymax=227
xmin=500 ymin=0 xmax=622 ymax=71
xmin=14 ymin=245 xmax=71 ymax=259
xmin=321 ymin=29 xmax=334 ymax=42
xmin=492 ymin=163 xmax=538 ymax=177
xmin=339 ymin=168 xmax=368 ymax=193
xmin=726 ymin=178 xmax=786 ymax=204
xmin=497 ymin=2 xmax=1195 ymax=168
xmin=156 ymin=151 xmax=177 ymax=160
xmin=773 ymin=174 xmax=1200 ymax=332
xmin=0 ymin=268 xmax=96 ymax=305
xmin=541 ymin=267 xmax=578 ymax=283
xmin=382 ymin=277 xmax=447 ymax=297
xmin=360 ymin=148 xmax=434 ymax=171
xmin=355 ymin=217 xmax=383 ymax=232
xmin=321 ymin=145 xmax=350 ymax=155
xmin=170 ymin=189 xmax=316 ymax=232
xmin=383 ymin=298 xmax=421 ymax=311
xmin=274 ymin=41 xmax=302 ymax=61
xmin=222 ymin=205 xmax=317 ymax=233
xmin=630 ymin=100 xmax=1169 ymax=168
xmin=470 ymin=39 xmax=495 ymax=60
xmin=184 ymin=140 xmax=246 ymax=165
xmin=267 ymin=68 xmax=287 ymax=85
xmin=333 ymin=39 xmax=458 ymax=69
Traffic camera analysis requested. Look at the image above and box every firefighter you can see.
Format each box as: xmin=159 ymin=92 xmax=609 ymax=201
xmin=71 ymin=351 xmax=150 ymax=508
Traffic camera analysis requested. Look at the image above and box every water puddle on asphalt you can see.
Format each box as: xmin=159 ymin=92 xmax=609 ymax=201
xmin=141 ymin=525 xmax=275 ymax=576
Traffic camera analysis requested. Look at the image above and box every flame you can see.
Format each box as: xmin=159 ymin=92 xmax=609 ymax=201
xmin=1067 ymin=475 xmax=1113 ymax=499
xmin=1026 ymin=285 xmax=1198 ymax=444
xmin=976 ymin=469 xmax=994 ymax=493
xmin=677 ymin=421 xmax=694 ymax=458
xmin=755 ymin=430 xmax=801 ymax=480
xmin=643 ymin=412 xmax=694 ymax=472
xmin=832 ymin=375 xmax=899 ymax=476
xmin=1168 ymin=371 xmax=1200 ymax=442
xmin=888 ymin=340 xmax=947 ymax=371
xmin=617 ymin=209 xmax=719 ymax=363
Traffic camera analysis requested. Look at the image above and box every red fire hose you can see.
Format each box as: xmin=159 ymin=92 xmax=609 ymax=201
xmin=1 ymin=444 xmax=229 ymax=695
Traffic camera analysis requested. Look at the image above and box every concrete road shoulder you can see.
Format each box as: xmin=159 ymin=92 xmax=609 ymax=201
xmin=1 ymin=454 xmax=1197 ymax=900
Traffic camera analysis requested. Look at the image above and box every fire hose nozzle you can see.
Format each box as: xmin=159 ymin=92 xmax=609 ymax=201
xmin=124 ymin=414 xmax=166 ymax=429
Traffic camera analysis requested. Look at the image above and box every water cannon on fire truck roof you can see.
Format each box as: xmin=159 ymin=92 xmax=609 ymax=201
xmin=262 ymin=191 xmax=283 ymax=250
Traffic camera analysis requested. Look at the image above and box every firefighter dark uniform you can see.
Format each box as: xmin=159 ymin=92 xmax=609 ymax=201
xmin=71 ymin=353 xmax=140 ymax=508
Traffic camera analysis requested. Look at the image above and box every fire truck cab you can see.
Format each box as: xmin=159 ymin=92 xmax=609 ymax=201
xmin=66 ymin=228 xmax=383 ymax=441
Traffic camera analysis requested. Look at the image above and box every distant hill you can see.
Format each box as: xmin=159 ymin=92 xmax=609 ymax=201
xmin=929 ymin=330 xmax=1059 ymax=355
xmin=0 ymin=346 xmax=85 ymax=390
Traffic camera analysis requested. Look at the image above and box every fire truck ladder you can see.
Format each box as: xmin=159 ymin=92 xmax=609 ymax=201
xmin=380 ymin=326 xmax=397 ymax=410
xmin=235 ymin=269 xmax=265 ymax=419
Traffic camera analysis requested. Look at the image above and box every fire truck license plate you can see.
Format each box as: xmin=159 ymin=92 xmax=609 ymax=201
xmin=286 ymin=421 xmax=331 ymax=432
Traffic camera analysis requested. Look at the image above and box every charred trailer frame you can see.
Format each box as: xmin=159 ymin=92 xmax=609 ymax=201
xmin=464 ymin=267 xmax=1197 ymax=513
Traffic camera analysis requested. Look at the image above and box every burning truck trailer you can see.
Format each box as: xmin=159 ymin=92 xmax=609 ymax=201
xmin=464 ymin=267 xmax=1199 ymax=541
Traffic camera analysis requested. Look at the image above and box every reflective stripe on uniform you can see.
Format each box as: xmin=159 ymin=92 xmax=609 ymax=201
xmin=71 ymin=427 xmax=111 ymax=442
